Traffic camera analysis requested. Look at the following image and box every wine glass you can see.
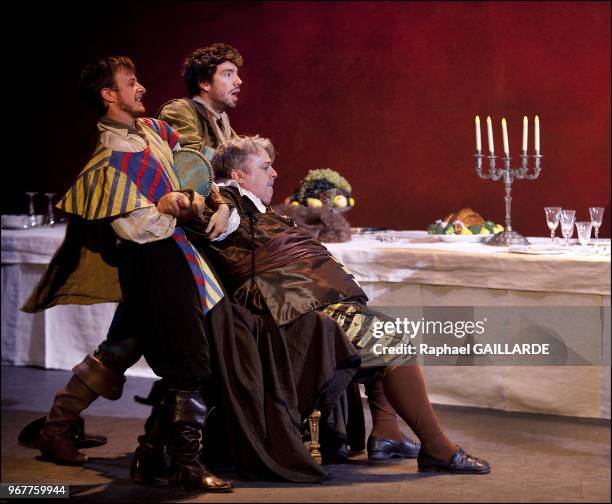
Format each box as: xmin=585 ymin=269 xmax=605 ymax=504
xmin=575 ymin=221 xmax=592 ymax=251
xmin=25 ymin=192 xmax=38 ymax=228
xmin=589 ymin=207 xmax=604 ymax=243
xmin=544 ymin=207 xmax=561 ymax=243
xmin=44 ymin=192 xmax=57 ymax=226
xmin=560 ymin=209 xmax=576 ymax=247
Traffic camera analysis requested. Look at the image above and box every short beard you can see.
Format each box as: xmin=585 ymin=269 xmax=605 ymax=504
xmin=210 ymin=93 xmax=233 ymax=113
xmin=117 ymin=98 xmax=145 ymax=118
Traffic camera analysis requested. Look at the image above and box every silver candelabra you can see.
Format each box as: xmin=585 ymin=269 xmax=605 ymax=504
xmin=475 ymin=151 xmax=542 ymax=246
xmin=474 ymin=115 xmax=542 ymax=246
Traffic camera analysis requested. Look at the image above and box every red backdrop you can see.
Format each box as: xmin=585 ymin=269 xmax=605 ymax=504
xmin=7 ymin=1 xmax=610 ymax=236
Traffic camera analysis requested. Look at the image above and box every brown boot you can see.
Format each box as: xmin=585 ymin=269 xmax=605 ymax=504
xmin=165 ymin=390 xmax=232 ymax=493
xmin=38 ymin=355 xmax=125 ymax=466
xmin=38 ymin=375 xmax=98 ymax=465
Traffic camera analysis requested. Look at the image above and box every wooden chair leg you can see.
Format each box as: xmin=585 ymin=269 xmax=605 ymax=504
xmin=308 ymin=409 xmax=322 ymax=464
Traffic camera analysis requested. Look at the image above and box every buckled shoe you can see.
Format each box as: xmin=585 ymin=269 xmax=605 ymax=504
xmin=417 ymin=446 xmax=491 ymax=474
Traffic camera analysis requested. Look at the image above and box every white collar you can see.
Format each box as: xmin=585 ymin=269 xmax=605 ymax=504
xmin=218 ymin=180 xmax=267 ymax=213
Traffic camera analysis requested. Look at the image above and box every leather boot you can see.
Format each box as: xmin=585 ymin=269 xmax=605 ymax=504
xmin=165 ymin=390 xmax=232 ymax=493
xmin=130 ymin=393 xmax=169 ymax=483
xmin=38 ymin=375 xmax=98 ymax=465
xmin=38 ymin=355 xmax=125 ymax=466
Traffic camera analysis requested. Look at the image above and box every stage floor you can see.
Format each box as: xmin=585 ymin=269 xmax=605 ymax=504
xmin=1 ymin=365 xmax=610 ymax=503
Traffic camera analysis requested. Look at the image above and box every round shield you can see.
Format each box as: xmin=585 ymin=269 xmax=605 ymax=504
xmin=173 ymin=148 xmax=213 ymax=197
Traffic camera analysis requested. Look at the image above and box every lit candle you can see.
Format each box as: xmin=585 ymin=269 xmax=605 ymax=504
xmin=534 ymin=115 xmax=540 ymax=153
xmin=486 ymin=116 xmax=494 ymax=154
xmin=501 ymin=118 xmax=509 ymax=156
xmin=522 ymin=116 xmax=528 ymax=153
xmin=475 ymin=116 xmax=481 ymax=152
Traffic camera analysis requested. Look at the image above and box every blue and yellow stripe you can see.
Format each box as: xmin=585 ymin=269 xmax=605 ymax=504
xmin=57 ymin=118 xmax=221 ymax=311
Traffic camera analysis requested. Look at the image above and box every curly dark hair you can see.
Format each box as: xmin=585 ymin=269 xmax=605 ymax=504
xmin=79 ymin=56 xmax=135 ymax=116
xmin=182 ymin=43 xmax=243 ymax=96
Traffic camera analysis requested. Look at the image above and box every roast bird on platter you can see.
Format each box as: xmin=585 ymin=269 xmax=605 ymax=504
xmin=427 ymin=208 xmax=504 ymax=242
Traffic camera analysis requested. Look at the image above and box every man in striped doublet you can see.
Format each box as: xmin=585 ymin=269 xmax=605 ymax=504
xmin=21 ymin=56 xmax=235 ymax=492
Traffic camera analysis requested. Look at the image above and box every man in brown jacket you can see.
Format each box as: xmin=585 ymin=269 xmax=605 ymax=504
xmin=158 ymin=44 xmax=241 ymax=173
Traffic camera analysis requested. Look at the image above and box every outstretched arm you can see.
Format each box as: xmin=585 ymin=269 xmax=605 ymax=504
xmin=110 ymin=192 xmax=192 ymax=244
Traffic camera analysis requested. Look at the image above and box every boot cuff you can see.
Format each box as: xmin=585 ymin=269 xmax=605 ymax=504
xmin=72 ymin=355 xmax=126 ymax=400
xmin=168 ymin=390 xmax=208 ymax=427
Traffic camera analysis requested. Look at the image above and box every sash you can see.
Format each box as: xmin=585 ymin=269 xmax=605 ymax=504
xmin=232 ymin=226 xmax=333 ymax=285
xmin=231 ymin=226 xmax=366 ymax=326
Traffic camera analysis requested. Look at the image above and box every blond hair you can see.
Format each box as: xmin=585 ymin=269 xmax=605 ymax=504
xmin=212 ymin=136 xmax=276 ymax=181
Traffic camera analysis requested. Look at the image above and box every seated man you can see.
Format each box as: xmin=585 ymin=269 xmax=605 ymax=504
xmin=186 ymin=136 xmax=492 ymax=474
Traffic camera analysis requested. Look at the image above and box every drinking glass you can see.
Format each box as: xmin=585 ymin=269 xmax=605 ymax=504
xmin=560 ymin=209 xmax=576 ymax=247
xmin=25 ymin=192 xmax=38 ymax=228
xmin=44 ymin=192 xmax=57 ymax=226
xmin=575 ymin=221 xmax=592 ymax=250
xmin=589 ymin=207 xmax=604 ymax=242
xmin=544 ymin=207 xmax=562 ymax=243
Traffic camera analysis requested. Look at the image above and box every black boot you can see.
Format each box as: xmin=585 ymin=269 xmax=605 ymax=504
xmin=38 ymin=355 xmax=125 ymax=466
xmin=130 ymin=394 xmax=169 ymax=483
xmin=165 ymin=390 xmax=232 ymax=493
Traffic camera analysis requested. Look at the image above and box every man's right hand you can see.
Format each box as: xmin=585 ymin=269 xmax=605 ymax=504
xmin=157 ymin=192 xmax=191 ymax=217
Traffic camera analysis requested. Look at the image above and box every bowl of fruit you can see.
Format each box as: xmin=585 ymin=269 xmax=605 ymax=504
xmin=427 ymin=208 xmax=504 ymax=242
xmin=284 ymin=168 xmax=355 ymax=212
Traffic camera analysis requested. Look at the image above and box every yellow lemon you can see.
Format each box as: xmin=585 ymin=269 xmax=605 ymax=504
xmin=306 ymin=197 xmax=323 ymax=208
xmin=290 ymin=201 xmax=300 ymax=206
xmin=332 ymin=195 xmax=348 ymax=208
xmin=349 ymin=197 xmax=355 ymax=206
xmin=460 ymin=227 xmax=472 ymax=235
xmin=479 ymin=227 xmax=490 ymax=235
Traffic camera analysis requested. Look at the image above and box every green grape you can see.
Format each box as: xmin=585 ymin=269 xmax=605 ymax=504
xmin=294 ymin=168 xmax=352 ymax=205
xmin=302 ymin=168 xmax=352 ymax=193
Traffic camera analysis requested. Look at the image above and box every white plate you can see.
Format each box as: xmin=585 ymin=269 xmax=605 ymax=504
xmin=438 ymin=234 xmax=491 ymax=243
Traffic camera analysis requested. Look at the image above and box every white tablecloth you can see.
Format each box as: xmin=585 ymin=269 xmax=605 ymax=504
xmin=325 ymin=231 xmax=610 ymax=296
xmin=1 ymin=224 xmax=151 ymax=377
xmin=325 ymin=231 xmax=611 ymax=419
xmin=2 ymin=226 xmax=610 ymax=417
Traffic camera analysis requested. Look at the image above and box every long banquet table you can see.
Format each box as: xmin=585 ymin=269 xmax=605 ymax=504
xmin=2 ymin=225 xmax=610 ymax=418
